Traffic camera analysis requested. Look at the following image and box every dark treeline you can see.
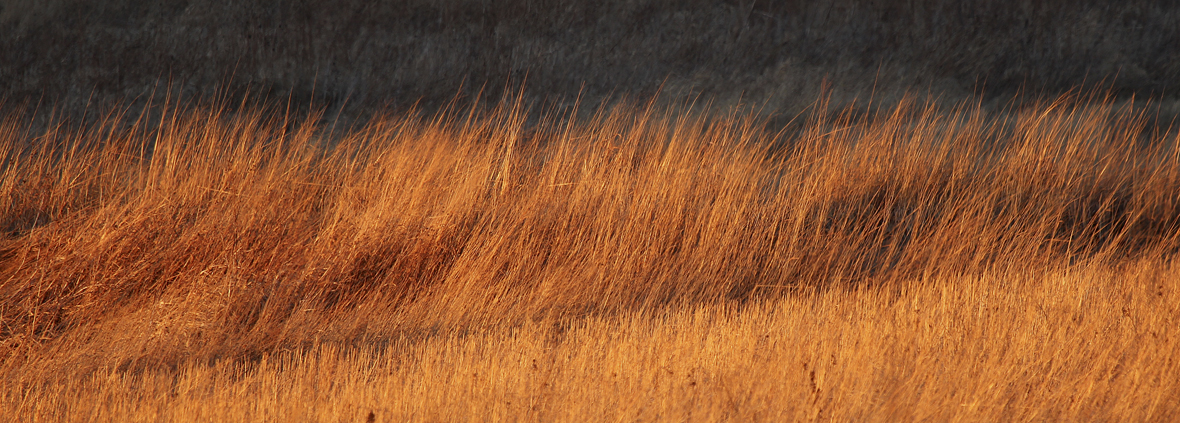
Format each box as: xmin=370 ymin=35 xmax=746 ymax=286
xmin=2 ymin=0 xmax=1179 ymax=118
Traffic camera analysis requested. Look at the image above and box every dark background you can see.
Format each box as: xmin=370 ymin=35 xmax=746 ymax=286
xmin=3 ymin=0 xmax=1179 ymax=120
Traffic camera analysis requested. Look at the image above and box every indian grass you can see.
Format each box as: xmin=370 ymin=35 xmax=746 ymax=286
xmin=1 ymin=92 xmax=1178 ymax=421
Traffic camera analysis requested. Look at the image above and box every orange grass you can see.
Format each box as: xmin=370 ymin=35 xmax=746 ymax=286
xmin=1 ymin=92 xmax=1179 ymax=421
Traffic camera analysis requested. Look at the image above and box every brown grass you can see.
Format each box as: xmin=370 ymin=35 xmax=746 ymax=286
xmin=1 ymin=91 xmax=1179 ymax=421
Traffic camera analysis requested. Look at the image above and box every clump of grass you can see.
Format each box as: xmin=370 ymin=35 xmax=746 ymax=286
xmin=0 ymin=91 xmax=1178 ymax=420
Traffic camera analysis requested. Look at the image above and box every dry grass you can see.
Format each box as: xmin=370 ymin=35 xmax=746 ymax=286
xmin=1 ymin=91 xmax=1179 ymax=421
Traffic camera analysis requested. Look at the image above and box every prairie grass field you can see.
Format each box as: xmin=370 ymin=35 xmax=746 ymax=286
xmin=1 ymin=92 xmax=1179 ymax=421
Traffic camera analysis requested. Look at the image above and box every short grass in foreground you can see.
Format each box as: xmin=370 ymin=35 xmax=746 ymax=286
xmin=1 ymin=92 xmax=1178 ymax=421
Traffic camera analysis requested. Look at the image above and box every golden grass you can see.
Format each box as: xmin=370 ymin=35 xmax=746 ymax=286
xmin=1 ymin=92 xmax=1178 ymax=421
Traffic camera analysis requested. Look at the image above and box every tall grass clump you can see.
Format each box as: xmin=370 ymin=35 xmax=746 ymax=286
xmin=1 ymin=91 xmax=1178 ymax=421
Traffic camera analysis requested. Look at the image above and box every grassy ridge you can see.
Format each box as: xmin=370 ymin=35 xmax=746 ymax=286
xmin=1 ymin=92 xmax=1179 ymax=420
